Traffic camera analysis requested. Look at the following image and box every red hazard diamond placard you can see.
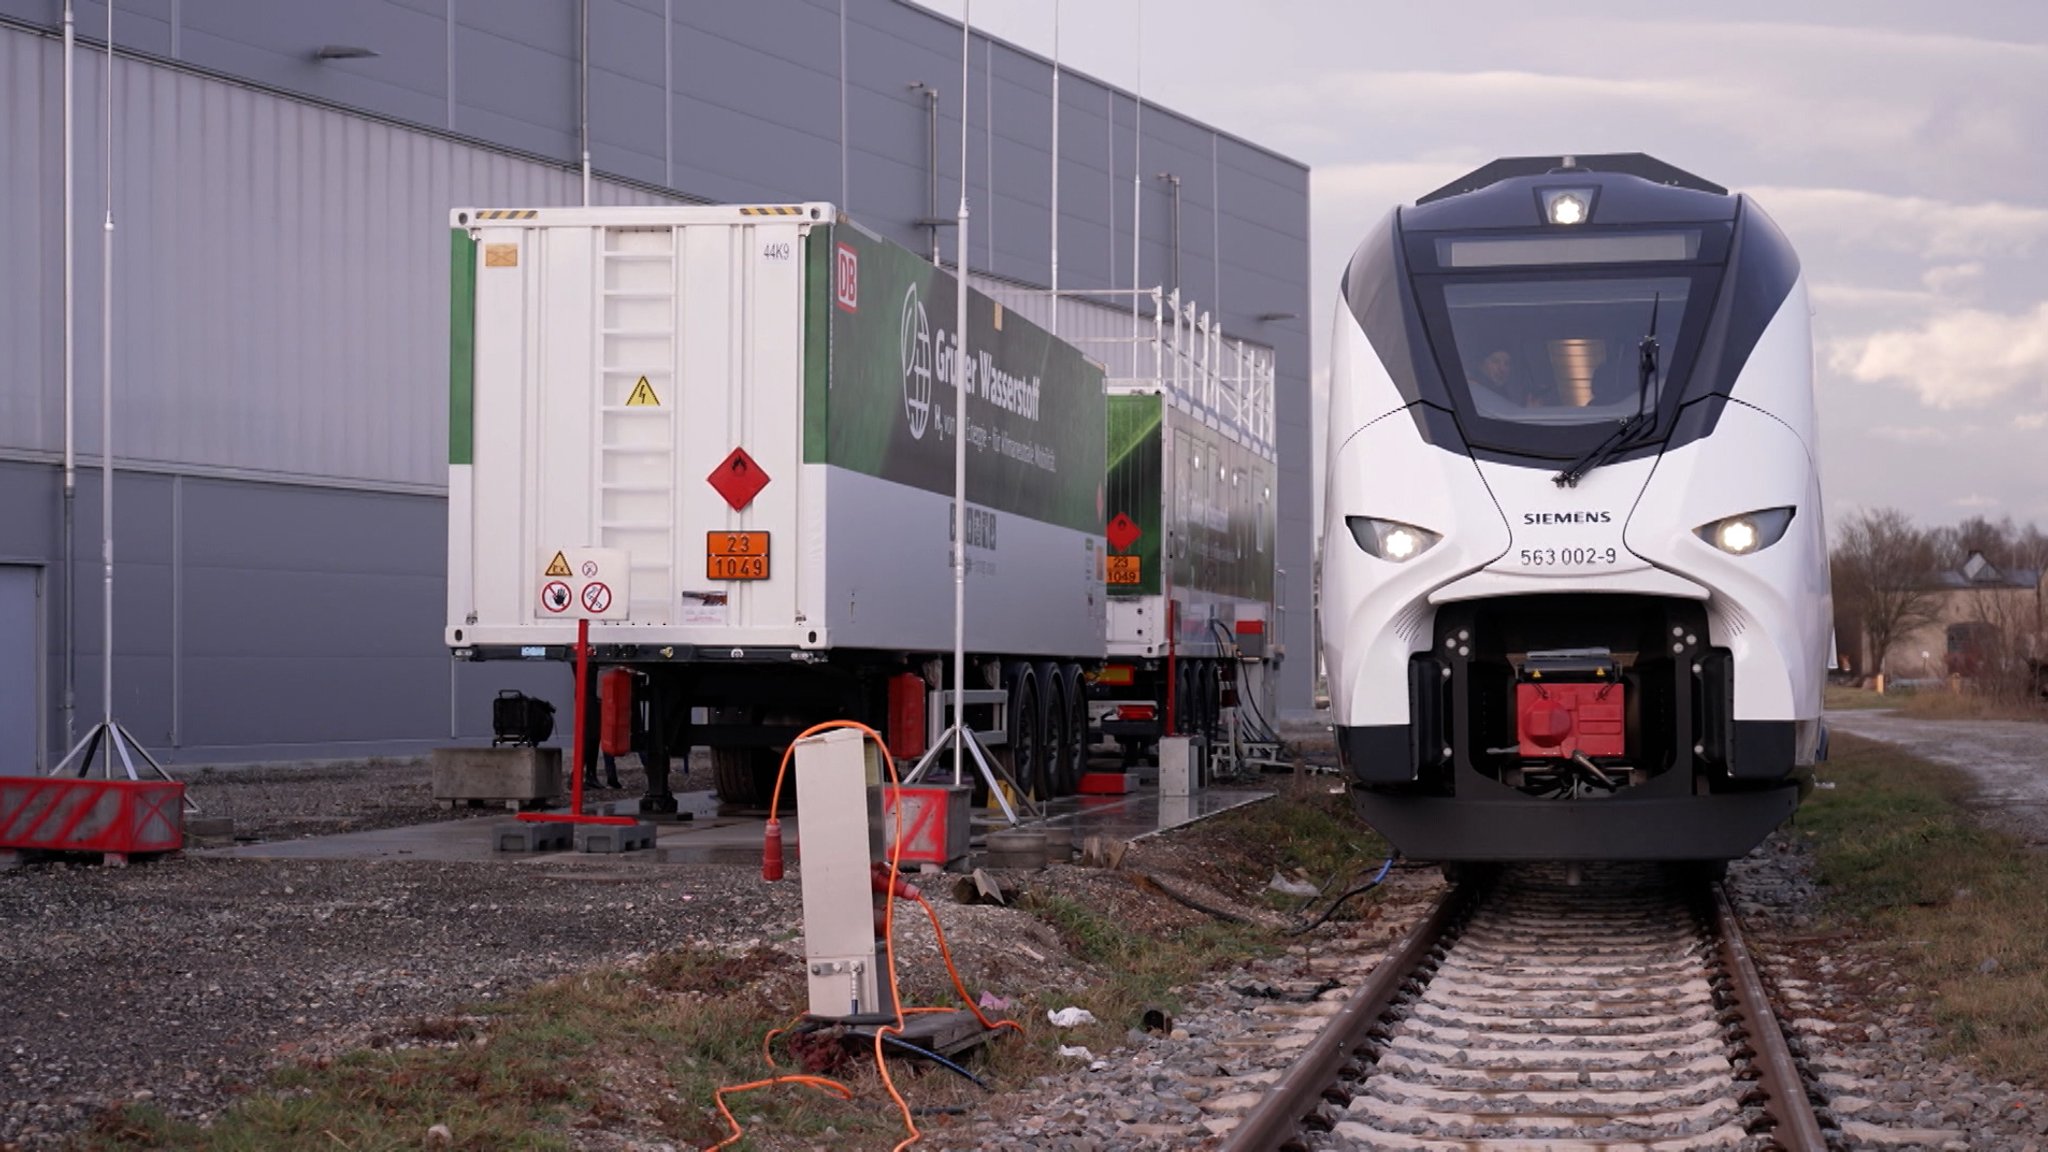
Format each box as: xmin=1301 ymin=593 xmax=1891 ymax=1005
xmin=1107 ymin=512 xmax=1142 ymax=553
xmin=708 ymin=447 xmax=770 ymax=511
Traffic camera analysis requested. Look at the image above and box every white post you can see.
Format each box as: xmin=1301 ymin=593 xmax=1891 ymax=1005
xmin=951 ymin=1 xmax=972 ymax=786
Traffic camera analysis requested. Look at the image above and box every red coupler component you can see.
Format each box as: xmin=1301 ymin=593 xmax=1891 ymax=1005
xmin=599 ymin=668 xmax=634 ymax=757
xmin=761 ymin=818 xmax=785 ymax=881
xmin=1515 ymin=682 xmax=1625 ymax=758
xmin=887 ymin=673 xmax=928 ymax=760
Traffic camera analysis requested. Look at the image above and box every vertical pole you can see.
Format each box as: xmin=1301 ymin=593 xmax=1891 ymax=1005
xmin=61 ymin=0 xmax=76 ymax=753
xmin=1047 ymin=0 xmax=1059 ymax=336
xmin=100 ymin=0 xmax=115 ymax=747
xmin=951 ymin=1 xmax=972 ymax=787
xmin=572 ymin=616 xmax=590 ymax=815
xmin=579 ymin=0 xmax=591 ymax=206
xmin=1130 ymin=0 xmax=1142 ymax=339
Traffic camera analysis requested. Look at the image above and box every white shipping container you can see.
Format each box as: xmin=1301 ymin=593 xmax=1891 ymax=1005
xmin=445 ymin=204 xmax=1109 ymax=662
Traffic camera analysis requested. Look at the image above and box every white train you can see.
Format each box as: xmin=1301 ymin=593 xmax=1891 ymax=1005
xmin=1321 ymin=155 xmax=1830 ymax=861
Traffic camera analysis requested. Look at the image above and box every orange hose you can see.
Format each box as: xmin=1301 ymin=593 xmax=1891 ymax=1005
xmin=914 ymin=892 xmax=1023 ymax=1036
xmin=705 ymin=1075 xmax=852 ymax=1151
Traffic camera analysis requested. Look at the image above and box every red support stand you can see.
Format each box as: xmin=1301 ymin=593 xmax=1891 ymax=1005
xmin=519 ymin=617 xmax=634 ymax=827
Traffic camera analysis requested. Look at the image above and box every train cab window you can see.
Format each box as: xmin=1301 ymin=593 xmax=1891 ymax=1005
xmin=1438 ymin=275 xmax=1692 ymax=430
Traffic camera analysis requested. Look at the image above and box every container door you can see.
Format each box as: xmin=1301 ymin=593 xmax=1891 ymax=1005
xmin=596 ymin=226 xmax=682 ymax=624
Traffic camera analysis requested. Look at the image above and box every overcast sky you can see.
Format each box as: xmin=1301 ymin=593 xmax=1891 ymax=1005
xmin=914 ymin=0 xmax=2048 ymax=535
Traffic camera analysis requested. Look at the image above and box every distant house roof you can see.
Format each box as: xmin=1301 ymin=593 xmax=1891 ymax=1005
xmin=1929 ymin=551 xmax=2043 ymax=590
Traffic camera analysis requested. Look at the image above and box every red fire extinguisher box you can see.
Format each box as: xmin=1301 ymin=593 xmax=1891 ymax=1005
xmin=0 ymin=777 xmax=186 ymax=855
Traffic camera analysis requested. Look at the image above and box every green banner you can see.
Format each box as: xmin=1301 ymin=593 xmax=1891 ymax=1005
xmin=804 ymin=220 xmax=1106 ymax=536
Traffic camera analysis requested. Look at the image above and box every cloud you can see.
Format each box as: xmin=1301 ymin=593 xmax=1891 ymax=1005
xmin=1953 ymin=494 xmax=2001 ymax=510
xmin=1922 ymin=263 xmax=1986 ymax=294
xmin=1831 ymin=301 xmax=2048 ymax=409
xmin=2017 ymin=413 xmax=2048 ymax=432
xmin=1868 ymin=425 xmax=1957 ymax=445
xmin=1809 ymin=283 xmax=1935 ymax=310
xmin=1752 ymin=187 xmax=2048 ymax=261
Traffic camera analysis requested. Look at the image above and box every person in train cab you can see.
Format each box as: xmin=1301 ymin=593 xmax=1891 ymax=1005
xmin=1468 ymin=347 xmax=1548 ymax=408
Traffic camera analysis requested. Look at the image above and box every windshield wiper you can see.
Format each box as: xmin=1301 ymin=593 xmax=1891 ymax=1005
xmin=1553 ymin=294 xmax=1660 ymax=489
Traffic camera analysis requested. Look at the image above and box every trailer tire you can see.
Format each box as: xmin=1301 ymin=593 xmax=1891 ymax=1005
xmin=712 ymin=746 xmax=782 ymax=810
xmin=1061 ymin=663 xmax=1088 ymax=794
xmin=1002 ymin=664 xmax=1048 ymax=802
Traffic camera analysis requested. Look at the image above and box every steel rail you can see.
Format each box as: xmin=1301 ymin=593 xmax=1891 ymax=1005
xmin=1711 ymin=883 xmax=1828 ymax=1152
xmin=1219 ymin=882 xmax=1475 ymax=1152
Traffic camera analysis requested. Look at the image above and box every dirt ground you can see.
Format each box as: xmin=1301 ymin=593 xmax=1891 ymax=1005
xmin=1823 ymin=709 xmax=2048 ymax=847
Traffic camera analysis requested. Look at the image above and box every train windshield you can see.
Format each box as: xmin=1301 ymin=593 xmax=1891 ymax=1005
xmin=1442 ymin=276 xmax=1689 ymax=429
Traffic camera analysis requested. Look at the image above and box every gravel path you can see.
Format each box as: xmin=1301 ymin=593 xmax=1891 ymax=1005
xmin=1824 ymin=710 xmax=2048 ymax=847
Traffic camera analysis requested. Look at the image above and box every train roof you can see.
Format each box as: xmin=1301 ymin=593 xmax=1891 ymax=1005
xmin=1418 ymin=154 xmax=1725 ymax=204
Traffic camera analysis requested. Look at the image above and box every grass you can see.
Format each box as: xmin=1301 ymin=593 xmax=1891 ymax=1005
xmin=73 ymin=785 xmax=1388 ymax=1150
xmin=1823 ymin=683 xmax=1895 ymax=711
xmin=1895 ymin=689 xmax=2048 ymax=723
xmin=1797 ymin=732 xmax=2048 ymax=1081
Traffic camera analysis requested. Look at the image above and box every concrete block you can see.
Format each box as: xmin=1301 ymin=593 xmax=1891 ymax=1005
xmin=576 ymin=821 xmax=657 ymax=853
xmin=495 ymin=823 xmax=573 ymax=853
xmin=432 ymin=747 xmax=563 ymax=807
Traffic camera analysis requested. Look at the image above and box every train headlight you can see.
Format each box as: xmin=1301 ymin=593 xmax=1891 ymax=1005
xmin=1539 ymin=187 xmax=1596 ymax=225
xmin=1696 ymin=507 xmax=1796 ymax=555
xmin=1347 ymin=516 xmax=1443 ymax=563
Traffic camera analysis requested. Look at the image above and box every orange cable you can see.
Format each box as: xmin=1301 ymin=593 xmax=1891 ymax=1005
xmin=913 ymin=892 xmax=1023 ymax=1036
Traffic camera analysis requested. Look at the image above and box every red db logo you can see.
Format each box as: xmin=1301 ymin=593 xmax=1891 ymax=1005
xmin=834 ymin=243 xmax=859 ymax=312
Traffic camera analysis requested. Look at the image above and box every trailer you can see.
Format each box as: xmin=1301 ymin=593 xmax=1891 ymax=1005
xmin=1061 ymin=296 xmax=1281 ymax=766
xmin=447 ymin=204 xmax=1108 ymax=808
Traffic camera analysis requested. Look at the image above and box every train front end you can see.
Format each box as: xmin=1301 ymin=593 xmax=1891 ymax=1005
xmin=1321 ymin=155 xmax=1830 ymax=862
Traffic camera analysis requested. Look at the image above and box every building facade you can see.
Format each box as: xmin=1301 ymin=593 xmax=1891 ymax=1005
xmin=0 ymin=0 xmax=1312 ymax=770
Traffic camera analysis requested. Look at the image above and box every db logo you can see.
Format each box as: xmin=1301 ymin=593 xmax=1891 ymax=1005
xmin=834 ymin=243 xmax=859 ymax=312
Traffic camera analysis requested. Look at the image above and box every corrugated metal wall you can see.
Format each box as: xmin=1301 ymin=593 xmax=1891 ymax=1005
xmin=0 ymin=27 xmax=673 ymax=489
xmin=0 ymin=0 xmax=1315 ymax=765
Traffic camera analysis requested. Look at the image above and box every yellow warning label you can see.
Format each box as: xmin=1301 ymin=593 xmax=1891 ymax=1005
xmin=484 ymin=243 xmax=519 ymax=267
xmin=544 ymin=551 xmax=572 ymax=578
xmin=626 ymin=376 xmax=662 ymax=407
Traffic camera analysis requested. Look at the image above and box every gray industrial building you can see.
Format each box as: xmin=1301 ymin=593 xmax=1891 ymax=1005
xmin=0 ymin=0 xmax=1312 ymax=771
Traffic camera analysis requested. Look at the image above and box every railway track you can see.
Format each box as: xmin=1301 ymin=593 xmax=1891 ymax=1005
xmin=1218 ymin=864 xmax=1830 ymax=1151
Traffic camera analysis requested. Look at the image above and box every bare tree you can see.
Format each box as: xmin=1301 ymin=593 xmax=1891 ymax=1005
xmin=1832 ymin=508 xmax=1942 ymax=682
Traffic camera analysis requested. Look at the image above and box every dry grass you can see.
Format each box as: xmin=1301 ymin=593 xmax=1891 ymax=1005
xmin=1797 ymin=732 xmax=2048 ymax=1082
xmin=1895 ymin=688 xmax=2048 ymax=723
xmin=1823 ymin=683 xmax=1895 ymax=711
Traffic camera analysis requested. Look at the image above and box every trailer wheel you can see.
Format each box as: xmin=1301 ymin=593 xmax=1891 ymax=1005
xmin=1037 ymin=663 xmax=1077 ymax=798
xmin=1061 ymin=663 xmax=1088 ymax=794
xmin=711 ymin=746 xmax=792 ymax=810
xmin=1002 ymin=664 xmax=1048 ymax=802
